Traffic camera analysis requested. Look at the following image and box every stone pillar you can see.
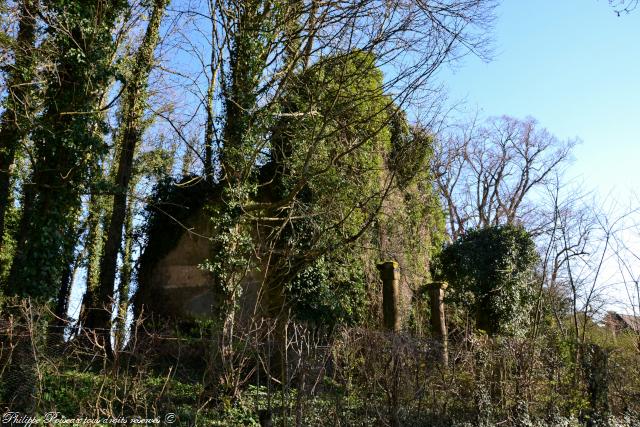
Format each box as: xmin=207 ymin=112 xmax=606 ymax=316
xmin=377 ymin=261 xmax=400 ymax=332
xmin=426 ymin=281 xmax=448 ymax=365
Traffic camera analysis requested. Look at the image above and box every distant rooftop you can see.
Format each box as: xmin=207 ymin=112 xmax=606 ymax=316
xmin=605 ymin=311 xmax=640 ymax=333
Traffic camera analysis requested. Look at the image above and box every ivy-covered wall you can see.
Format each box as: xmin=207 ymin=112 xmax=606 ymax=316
xmin=135 ymin=52 xmax=447 ymax=331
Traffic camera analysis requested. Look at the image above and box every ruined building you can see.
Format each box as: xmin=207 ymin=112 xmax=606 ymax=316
xmin=134 ymin=169 xmax=443 ymax=330
xmin=134 ymin=52 xmax=445 ymax=330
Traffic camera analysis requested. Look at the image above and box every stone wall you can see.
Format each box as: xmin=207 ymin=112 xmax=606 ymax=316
xmin=136 ymin=209 xmax=262 ymax=321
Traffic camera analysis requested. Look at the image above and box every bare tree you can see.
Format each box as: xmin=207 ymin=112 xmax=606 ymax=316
xmin=433 ymin=115 xmax=577 ymax=240
xmin=608 ymin=194 xmax=640 ymax=347
xmin=532 ymin=178 xmax=639 ymax=349
xmin=609 ymin=0 xmax=639 ymax=15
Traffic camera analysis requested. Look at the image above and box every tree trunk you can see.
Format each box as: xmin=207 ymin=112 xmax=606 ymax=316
xmin=8 ymin=2 xmax=126 ymax=300
xmin=49 ymin=218 xmax=84 ymax=343
xmin=85 ymin=0 xmax=167 ymax=352
xmin=204 ymin=0 xmax=218 ymax=183
xmin=114 ymin=192 xmax=134 ymax=351
xmin=80 ymin=190 xmax=106 ymax=321
xmin=0 ymin=0 xmax=37 ymax=252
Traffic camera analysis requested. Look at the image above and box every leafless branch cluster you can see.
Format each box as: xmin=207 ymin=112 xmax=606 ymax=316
xmin=609 ymin=0 xmax=639 ymax=15
xmin=433 ymin=114 xmax=577 ymax=240
xmin=2 ymin=303 xmax=639 ymax=424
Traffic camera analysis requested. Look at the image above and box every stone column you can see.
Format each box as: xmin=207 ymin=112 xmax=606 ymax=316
xmin=377 ymin=261 xmax=401 ymax=332
xmin=426 ymin=281 xmax=448 ymax=365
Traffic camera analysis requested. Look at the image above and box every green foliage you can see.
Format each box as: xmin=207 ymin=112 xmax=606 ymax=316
xmin=222 ymin=0 xmax=281 ymax=184
xmin=257 ymin=50 xmax=447 ymax=326
xmin=271 ymin=51 xmax=390 ymax=241
xmin=259 ymin=51 xmax=391 ymax=324
xmin=207 ymin=0 xmax=286 ymax=323
xmin=432 ymin=224 xmax=539 ymax=335
xmin=0 ymin=1 xmax=10 ymax=50
xmin=202 ymin=185 xmax=256 ymax=290
xmin=273 ymin=51 xmax=388 ymax=230
xmin=388 ymin=109 xmax=434 ymax=190
xmin=0 ymin=195 xmax=19 ymax=283
xmin=0 ymin=0 xmax=38 ymax=290
xmin=287 ymin=252 xmax=367 ymax=326
xmin=41 ymin=367 xmax=209 ymax=423
xmin=7 ymin=0 xmax=128 ymax=299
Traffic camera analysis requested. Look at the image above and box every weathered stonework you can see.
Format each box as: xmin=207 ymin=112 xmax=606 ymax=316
xmin=136 ymin=209 xmax=262 ymax=321
xmin=135 ymin=175 xmax=438 ymax=330
xmin=425 ymin=281 xmax=448 ymax=364
xmin=377 ymin=261 xmax=401 ymax=331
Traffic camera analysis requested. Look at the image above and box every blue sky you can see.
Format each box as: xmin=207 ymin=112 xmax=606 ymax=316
xmin=441 ymin=0 xmax=640 ymax=200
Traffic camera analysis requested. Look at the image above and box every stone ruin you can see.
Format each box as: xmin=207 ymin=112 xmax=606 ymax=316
xmin=135 ymin=206 xmax=263 ymax=322
xmin=134 ymin=180 xmax=447 ymax=353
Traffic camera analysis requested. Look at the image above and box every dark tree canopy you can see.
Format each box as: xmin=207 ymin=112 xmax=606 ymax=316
xmin=432 ymin=224 xmax=539 ymax=335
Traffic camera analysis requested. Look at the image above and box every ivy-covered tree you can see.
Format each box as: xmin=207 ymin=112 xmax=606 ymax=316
xmin=0 ymin=0 xmax=37 ymax=276
xmin=257 ymin=51 xmax=390 ymax=317
xmin=204 ymin=0 xmax=495 ymax=325
xmin=432 ymin=224 xmax=539 ymax=335
xmin=83 ymin=0 xmax=168 ymax=354
xmin=7 ymin=0 xmax=128 ymax=299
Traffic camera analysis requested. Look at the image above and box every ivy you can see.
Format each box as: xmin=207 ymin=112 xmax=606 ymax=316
xmin=432 ymin=224 xmax=539 ymax=336
xmin=7 ymin=0 xmax=129 ymax=299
